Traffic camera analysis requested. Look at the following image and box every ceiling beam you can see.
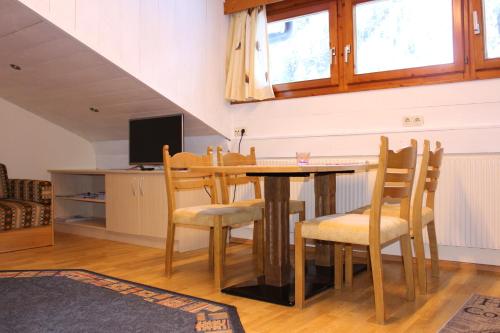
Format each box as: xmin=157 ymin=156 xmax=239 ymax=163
xmin=224 ymin=0 xmax=285 ymax=15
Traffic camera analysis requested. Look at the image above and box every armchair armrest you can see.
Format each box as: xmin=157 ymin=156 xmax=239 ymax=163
xmin=8 ymin=179 xmax=52 ymax=205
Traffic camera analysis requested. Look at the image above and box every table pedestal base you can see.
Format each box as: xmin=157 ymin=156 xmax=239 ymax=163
xmin=221 ymin=261 xmax=367 ymax=306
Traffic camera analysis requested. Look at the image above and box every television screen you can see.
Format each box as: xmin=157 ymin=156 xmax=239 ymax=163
xmin=129 ymin=114 xmax=183 ymax=165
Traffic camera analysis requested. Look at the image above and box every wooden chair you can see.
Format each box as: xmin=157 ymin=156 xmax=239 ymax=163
xmin=295 ymin=136 xmax=416 ymax=324
xmin=348 ymin=140 xmax=443 ymax=293
xmin=216 ymin=147 xmax=306 ymax=254
xmin=163 ymin=145 xmax=262 ymax=290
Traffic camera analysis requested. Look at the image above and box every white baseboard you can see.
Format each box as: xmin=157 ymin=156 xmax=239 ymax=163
xmin=382 ymin=242 xmax=500 ymax=266
xmin=55 ymin=223 xmax=176 ymax=251
xmin=230 ymin=227 xmax=500 ymax=266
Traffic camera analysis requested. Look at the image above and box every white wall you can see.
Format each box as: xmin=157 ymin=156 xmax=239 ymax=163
xmin=231 ymin=78 xmax=500 ymax=157
xmin=0 ymin=97 xmax=95 ymax=180
xmin=227 ymin=78 xmax=500 ymax=265
xmin=17 ymin=0 xmax=232 ymax=138
xmin=93 ymin=135 xmax=228 ymax=169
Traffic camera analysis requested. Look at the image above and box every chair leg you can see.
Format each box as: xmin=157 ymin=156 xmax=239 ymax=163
xmin=334 ymin=243 xmax=344 ymax=290
xmin=401 ymin=234 xmax=416 ymax=301
xmin=298 ymin=202 xmax=306 ymax=222
xmin=345 ymin=244 xmax=353 ymax=288
xmin=366 ymin=246 xmax=372 ymax=274
xmin=294 ymin=222 xmax=306 ymax=309
xmin=213 ymin=220 xmax=224 ymax=290
xmin=413 ymin=227 xmax=427 ymax=294
xmin=222 ymin=227 xmax=229 ymax=268
xmin=254 ymin=219 xmax=264 ymax=275
xmin=427 ymin=221 xmax=440 ymax=278
xmin=252 ymin=222 xmax=258 ymax=254
xmin=209 ymin=227 xmax=214 ymax=271
xmin=369 ymin=243 xmax=385 ymax=325
xmin=253 ymin=208 xmax=265 ymax=254
xmin=165 ymin=223 xmax=176 ymax=277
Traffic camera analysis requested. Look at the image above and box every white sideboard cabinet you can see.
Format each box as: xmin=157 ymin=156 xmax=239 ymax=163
xmin=49 ymin=169 xmax=208 ymax=252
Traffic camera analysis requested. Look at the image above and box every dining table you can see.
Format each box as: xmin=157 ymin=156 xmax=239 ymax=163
xmin=190 ymin=162 xmax=377 ymax=306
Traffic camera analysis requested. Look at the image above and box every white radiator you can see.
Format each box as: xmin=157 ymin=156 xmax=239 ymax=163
xmin=435 ymin=155 xmax=500 ymax=250
xmin=232 ymin=155 xmax=500 ymax=251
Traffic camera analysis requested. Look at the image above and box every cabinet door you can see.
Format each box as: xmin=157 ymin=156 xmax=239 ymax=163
xmin=138 ymin=175 xmax=168 ymax=238
xmin=106 ymin=174 xmax=141 ymax=235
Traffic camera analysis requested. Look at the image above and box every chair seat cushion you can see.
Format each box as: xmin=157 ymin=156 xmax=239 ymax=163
xmin=231 ymin=199 xmax=305 ymax=214
xmin=301 ymin=213 xmax=408 ymax=245
xmin=173 ymin=204 xmax=262 ymax=227
xmin=0 ymin=199 xmax=51 ymax=231
xmin=351 ymin=204 xmax=434 ymax=233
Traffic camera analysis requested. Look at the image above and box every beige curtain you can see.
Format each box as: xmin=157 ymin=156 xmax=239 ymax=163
xmin=225 ymin=6 xmax=275 ymax=102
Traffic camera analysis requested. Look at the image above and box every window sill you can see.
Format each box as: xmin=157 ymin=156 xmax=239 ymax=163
xmin=231 ymin=71 xmax=479 ymax=104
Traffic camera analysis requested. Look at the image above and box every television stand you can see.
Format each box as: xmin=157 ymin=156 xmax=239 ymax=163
xmin=49 ymin=169 xmax=209 ymax=252
xmin=130 ymin=165 xmax=155 ymax=171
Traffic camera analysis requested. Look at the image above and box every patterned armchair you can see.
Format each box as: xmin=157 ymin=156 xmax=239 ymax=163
xmin=0 ymin=163 xmax=53 ymax=252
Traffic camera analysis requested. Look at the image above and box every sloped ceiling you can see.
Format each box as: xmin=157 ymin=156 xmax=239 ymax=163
xmin=0 ymin=0 xmax=219 ymax=141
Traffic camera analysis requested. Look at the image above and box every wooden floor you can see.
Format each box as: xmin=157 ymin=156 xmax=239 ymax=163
xmin=1 ymin=233 xmax=499 ymax=333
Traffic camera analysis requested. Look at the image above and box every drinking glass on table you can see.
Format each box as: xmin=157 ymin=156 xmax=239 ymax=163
xmin=296 ymin=152 xmax=310 ymax=166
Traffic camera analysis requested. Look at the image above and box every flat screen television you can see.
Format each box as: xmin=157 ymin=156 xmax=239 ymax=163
xmin=129 ymin=114 xmax=184 ymax=166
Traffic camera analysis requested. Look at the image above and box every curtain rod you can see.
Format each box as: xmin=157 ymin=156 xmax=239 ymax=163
xmin=224 ymin=0 xmax=284 ymax=15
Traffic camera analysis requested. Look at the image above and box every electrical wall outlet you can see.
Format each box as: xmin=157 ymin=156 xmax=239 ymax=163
xmin=402 ymin=116 xmax=413 ymax=127
xmin=402 ymin=115 xmax=424 ymax=127
xmin=234 ymin=127 xmax=247 ymax=137
xmin=413 ymin=115 xmax=424 ymax=126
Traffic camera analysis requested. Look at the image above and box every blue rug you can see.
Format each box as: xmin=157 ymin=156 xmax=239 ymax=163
xmin=0 ymin=269 xmax=244 ymax=333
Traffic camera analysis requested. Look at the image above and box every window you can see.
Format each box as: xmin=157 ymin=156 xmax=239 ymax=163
xmin=268 ymin=11 xmax=331 ymax=85
xmin=263 ymin=0 xmax=499 ymax=101
xmin=343 ymin=0 xmax=464 ymax=84
xmin=353 ymin=0 xmax=455 ymax=74
xmin=267 ymin=0 xmax=338 ymax=94
xmin=471 ymin=0 xmax=500 ymax=74
xmin=483 ymin=0 xmax=500 ymax=59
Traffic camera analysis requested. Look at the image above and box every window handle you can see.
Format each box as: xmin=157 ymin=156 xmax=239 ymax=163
xmin=344 ymin=45 xmax=351 ymax=64
xmin=473 ymin=11 xmax=480 ymax=35
xmin=330 ymin=47 xmax=336 ymax=64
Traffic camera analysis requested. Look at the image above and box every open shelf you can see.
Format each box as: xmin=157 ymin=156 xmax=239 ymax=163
xmin=56 ymin=217 xmax=106 ymax=229
xmin=56 ymin=196 xmax=105 ymax=203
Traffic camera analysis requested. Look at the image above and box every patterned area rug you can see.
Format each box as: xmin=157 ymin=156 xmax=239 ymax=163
xmin=439 ymin=294 xmax=500 ymax=333
xmin=0 ymin=270 xmax=244 ymax=333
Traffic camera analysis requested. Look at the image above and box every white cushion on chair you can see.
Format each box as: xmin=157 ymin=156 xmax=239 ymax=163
xmin=301 ymin=214 xmax=409 ymax=245
xmin=351 ymin=205 xmax=434 ymax=234
xmin=231 ymin=198 xmax=305 ymax=215
xmin=173 ymin=204 xmax=262 ymax=227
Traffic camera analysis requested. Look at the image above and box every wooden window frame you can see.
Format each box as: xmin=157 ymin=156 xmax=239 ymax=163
xmin=252 ymin=0 xmax=500 ymax=103
xmin=469 ymin=0 xmax=500 ymax=78
xmin=267 ymin=0 xmax=340 ymax=96
xmin=342 ymin=0 xmax=465 ymax=84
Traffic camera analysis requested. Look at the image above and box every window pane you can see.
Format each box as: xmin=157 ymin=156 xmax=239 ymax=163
xmin=484 ymin=0 xmax=500 ymax=59
xmin=354 ymin=0 xmax=454 ymax=75
xmin=268 ymin=11 xmax=331 ymax=85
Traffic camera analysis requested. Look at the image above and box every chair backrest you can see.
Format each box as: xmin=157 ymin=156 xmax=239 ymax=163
xmin=370 ymin=137 xmax=418 ymax=244
xmin=0 ymin=163 xmax=9 ymax=199
xmin=216 ymin=147 xmax=262 ymax=204
xmin=425 ymin=142 xmax=443 ymax=210
xmin=163 ymin=146 xmax=217 ymax=220
xmin=411 ymin=140 xmax=431 ymax=227
xmin=412 ymin=140 xmax=444 ymax=215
